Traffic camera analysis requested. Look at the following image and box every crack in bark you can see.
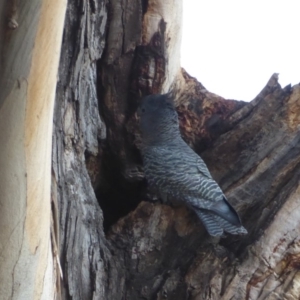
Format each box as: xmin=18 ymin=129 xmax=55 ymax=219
xmin=52 ymin=0 xmax=300 ymax=298
xmin=10 ymin=209 xmax=26 ymax=299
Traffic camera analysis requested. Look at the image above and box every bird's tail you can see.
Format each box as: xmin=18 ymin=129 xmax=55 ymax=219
xmin=196 ymin=210 xmax=247 ymax=237
xmin=209 ymin=197 xmax=242 ymax=226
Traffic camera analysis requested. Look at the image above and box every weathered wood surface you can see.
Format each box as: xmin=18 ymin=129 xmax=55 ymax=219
xmin=52 ymin=0 xmax=300 ymax=299
xmin=109 ymin=74 xmax=300 ymax=299
xmin=52 ymin=1 xmax=123 ymax=299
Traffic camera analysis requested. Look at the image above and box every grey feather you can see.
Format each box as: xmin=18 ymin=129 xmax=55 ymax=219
xmin=139 ymin=94 xmax=247 ymax=237
xmin=196 ymin=210 xmax=224 ymax=237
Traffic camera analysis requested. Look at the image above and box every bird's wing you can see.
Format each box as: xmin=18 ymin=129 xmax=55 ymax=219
xmin=195 ymin=157 xmax=213 ymax=179
xmin=195 ymin=210 xmax=224 ymax=236
xmin=145 ymin=144 xmax=222 ymax=201
xmin=177 ymin=139 xmax=212 ymax=179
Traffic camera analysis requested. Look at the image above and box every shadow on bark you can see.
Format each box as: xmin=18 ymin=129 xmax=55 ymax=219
xmin=52 ymin=0 xmax=300 ymax=299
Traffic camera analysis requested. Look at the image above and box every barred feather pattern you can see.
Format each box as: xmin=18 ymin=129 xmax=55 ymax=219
xmin=139 ymin=94 xmax=247 ymax=237
xmin=142 ymin=138 xmax=247 ymax=236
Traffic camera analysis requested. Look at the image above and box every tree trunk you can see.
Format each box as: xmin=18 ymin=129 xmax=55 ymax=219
xmin=1 ymin=0 xmax=300 ymax=299
xmin=0 ymin=0 xmax=66 ymax=299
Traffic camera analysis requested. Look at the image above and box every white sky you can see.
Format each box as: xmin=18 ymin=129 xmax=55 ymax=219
xmin=181 ymin=1 xmax=300 ymax=101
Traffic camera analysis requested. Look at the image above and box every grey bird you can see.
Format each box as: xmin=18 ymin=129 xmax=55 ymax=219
xmin=139 ymin=94 xmax=247 ymax=237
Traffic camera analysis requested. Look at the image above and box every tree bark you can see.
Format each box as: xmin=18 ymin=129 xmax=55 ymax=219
xmin=1 ymin=0 xmax=300 ymax=299
xmin=53 ymin=0 xmax=300 ymax=299
xmin=0 ymin=0 xmax=66 ymax=299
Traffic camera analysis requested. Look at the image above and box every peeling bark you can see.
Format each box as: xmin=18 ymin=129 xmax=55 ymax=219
xmin=53 ymin=0 xmax=300 ymax=299
xmin=108 ymin=74 xmax=300 ymax=300
xmin=1 ymin=0 xmax=299 ymax=299
xmin=52 ymin=0 xmax=120 ymax=298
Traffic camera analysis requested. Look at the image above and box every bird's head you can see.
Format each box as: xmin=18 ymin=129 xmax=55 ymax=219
xmin=138 ymin=94 xmax=180 ymax=145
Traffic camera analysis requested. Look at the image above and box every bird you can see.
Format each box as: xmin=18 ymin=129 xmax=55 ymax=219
xmin=138 ymin=93 xmax=247 ymax=237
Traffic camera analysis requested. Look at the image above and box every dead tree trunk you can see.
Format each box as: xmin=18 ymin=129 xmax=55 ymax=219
xmin=52 ymin=0 xmax=300 ymax=299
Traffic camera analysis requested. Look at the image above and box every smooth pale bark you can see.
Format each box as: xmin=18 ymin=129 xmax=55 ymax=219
xmin=0 ymin=0 xmax=66 ymax=299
